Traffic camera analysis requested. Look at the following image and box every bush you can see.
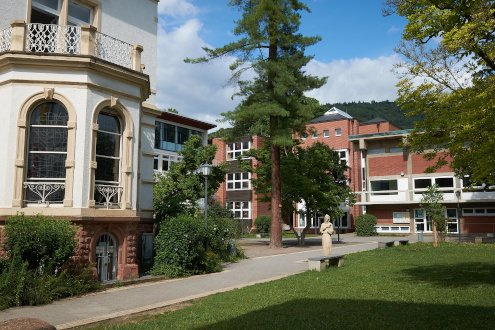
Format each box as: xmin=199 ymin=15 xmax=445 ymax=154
xmin=254 ymin=215 xmax=271 ymax=233
xmin=2 ymin=213 xmax=78 ymax=271
xmin=152 ymin=212 xmax=243 ymax=278
xmin=355 ymin=214 xmax=377 ymax=236
xmin=0 ymin=214 xmax=100 ymax=310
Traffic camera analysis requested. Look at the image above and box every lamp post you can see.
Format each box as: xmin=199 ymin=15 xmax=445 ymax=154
xmin=455 ymin=190 xmax=461 ymax=243
xmin=200 ymin=163 xmax=212 ymax=251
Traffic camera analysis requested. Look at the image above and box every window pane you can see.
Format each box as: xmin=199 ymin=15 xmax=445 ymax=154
xmin=98 ymin=113 xmax=120 ymax=133
xmin=34 ymin=0 xmax=59 ymax=10
xmin=243 ymin=172 xmax=249 ymax=180
xmin=96 ymin=132 xmax=120 ymax=157
xmin=166 ymin=124 xmax=175 ymax=143
xmin=235 ymin=182 xmax=241 ymax=189
xmin=435 ymin=177 xmax=454 ymax=188
xmin=227 ymin=183 xmax=233 ymax=189
xmin=30 ymin=8 xmax=58 ymax=24
xmin=415 ymin=179 xmax=431 ymax=189
xmin=95 ymin=157 xmax=119 ymax=182
xmin=235 ymin=143 xmax=241 ymax=150
xmin=446 ymin=209 xmax=457 ymax=218
xmin=368 ymin=148 xmax=385 ymax=155
xmin=242 ymin=202 xmax=249 ymax=209
xmin=235 ymin=173 xmax=241 ymax=180
xmin=162 ymin=160 xmax=169 ymax=171
xmin=30 ymin=102 xmax=68 ymax=125
xmin=243 ymin=142 xmax=249 ymax=149
xmin=153 ymin=158 xmax=158 ymax=170
xmin=27 ymin=153 xmax=66 ymax=178
xmin=68 ymin=0 xmax=91 ymax=24
xmin=29 ymin=127 xmax=68 ymax=152
xmin=154 ymin=122 xmax=162 ymax=149
xmin=389 ymin=147 xmax=404 ymax=153
xmin=242 ymin=181 xmax=249 ymax=188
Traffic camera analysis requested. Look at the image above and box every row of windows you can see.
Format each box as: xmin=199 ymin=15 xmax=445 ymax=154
xmin=302 ymin=128 xmax=341 ymax=140
xmin=153 ymin=154 xmax=183 ymax=172
xmin=227 ymin=201 xmax=251 ymax=219
xmin=226 ymin=172 xmax=251 ymax=190
xmin=368 ymin=147 xmax=405 ymax=155
xmin=24 ymin=101 xmax=122 ymax=206
xmin=154 ymin=121 xmax=203 ymax=152
xmin=31 ymin=0 xmax=93 ymax=26
xmin=227 ymin=142 xmax=251 ymax=160
xmin=370 ymin=176 xmax=456 ymax=195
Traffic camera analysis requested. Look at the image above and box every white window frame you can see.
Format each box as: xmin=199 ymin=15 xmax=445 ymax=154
xmin=153 ymin=153 xmax=182 ymax=173
xmin=228 ymin=201 xmax=251 ymax=219
xmin=414 ymin=208 xmax=459 ymax=233
xmin=312 ymin=131 xmax=318 ymax=139
xmin=370 ymin=179 xmax=398 ymax=195
xmin=227 ymin=141 xmax=251 ymax=161
xmin=30 ymin=0 xmax=98 ymax=27
xmin=413 ymin=176 xmax=455 ymax=194
xmin=336 ymin=149 xmax=349 ymax=166
xmin=226 ymin=172 xmax=251 ymax=190
xmin=335 ymin=128 xmax=341 ymax=136
xmin=462 ymin=208 xmax=495 ymax=216
xmin=323 ymin=130 xmax=329 ymax=138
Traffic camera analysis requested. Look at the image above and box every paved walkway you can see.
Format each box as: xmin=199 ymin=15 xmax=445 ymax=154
xmin=0 ymin=233 xmax=429 ymax=329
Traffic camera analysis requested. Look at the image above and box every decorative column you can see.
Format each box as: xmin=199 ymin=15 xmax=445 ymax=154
xmin=80 ymin=25 xmax=97 ymax=56
xmin=132 ymin=44 xmax=143 ymax=72
xmin=10 ymin=20 xmax=26 ymax=52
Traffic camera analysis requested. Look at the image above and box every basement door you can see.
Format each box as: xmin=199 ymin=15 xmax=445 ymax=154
xmin=96 ymin=232 xmax=118 ymax=282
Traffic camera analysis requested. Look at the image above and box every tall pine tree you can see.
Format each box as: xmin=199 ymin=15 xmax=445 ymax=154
xmin=186 ymin=0 xmax=326 ymax=248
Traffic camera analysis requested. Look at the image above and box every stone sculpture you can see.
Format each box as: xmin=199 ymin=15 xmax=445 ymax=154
xmin=320 ymin=214 xmax=335 ymax=255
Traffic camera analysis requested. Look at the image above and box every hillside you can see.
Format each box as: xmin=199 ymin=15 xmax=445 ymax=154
xmin=323 ymin=101 xmax=423 ymax=130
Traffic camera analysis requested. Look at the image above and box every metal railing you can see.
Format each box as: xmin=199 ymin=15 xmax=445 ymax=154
xmin=23 ymin=181 xmax=65 ymax=205
xmin=95 ymin=184 xmax=123 ymax=209
xmin=0 ymin=26 xmax=12 ymax=52
xmin=1 ymin=22 xmax=140 ymax=71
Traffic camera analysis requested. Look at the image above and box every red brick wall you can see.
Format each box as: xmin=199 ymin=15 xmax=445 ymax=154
xmin=212 ymin=138 xmax=227 ymax=204
xmin=359 ymin=122 xmax=401 ymax=134
xmin=301 ymin=119 xmax=352 ymax=150
xmin=368 ymin=208 xmax=411 ymax=225
xmin=411 ymin=153 xmax=453 ymax=174
xmin=369 ymin=155 xmax=408 ymax=176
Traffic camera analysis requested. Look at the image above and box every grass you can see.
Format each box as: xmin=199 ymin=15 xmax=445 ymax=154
xmin=98 ymin=243 xmax=495 ymax=329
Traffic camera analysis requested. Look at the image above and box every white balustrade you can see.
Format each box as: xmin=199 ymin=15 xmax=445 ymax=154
xmin=0 ymin=27 xmax=12 ymax=52
xmin=1 ymin=22 xmax=138 ymax=70
xmin=94 ymin=31 xmax=132 ymax=69
xmin=25 ymin=23 xmax=81 ymax=54
xmin=95 ymin=184 xmax=123 ymax=209
xmin=23 ymin=182 xmax=65 ymax=205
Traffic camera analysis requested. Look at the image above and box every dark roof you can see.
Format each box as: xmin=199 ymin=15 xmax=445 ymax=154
xmin=157 ymin=111 xmax=216 ymax=130
xmin=360 ymin=117 xmax=388 ymax=125
xmin=310 ymin=107 xmax=353 ymax=124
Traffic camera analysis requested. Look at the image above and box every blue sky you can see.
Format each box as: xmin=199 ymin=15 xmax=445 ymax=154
xmin=155 ymin=0 xmax=406 ymax=130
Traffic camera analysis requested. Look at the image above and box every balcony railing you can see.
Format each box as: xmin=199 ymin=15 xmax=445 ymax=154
xmin=95 ymin=184 xmax=123 ymax=209
xmin=357 ymin=188 xmax=495 ymax=204
xmin=1 ymin=21 xmax=142 ymax=71
xmin=23 ymin=181 xmax=65 ymax=205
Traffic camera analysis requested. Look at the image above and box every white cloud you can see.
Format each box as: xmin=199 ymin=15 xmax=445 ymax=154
xmin=155 ymin=20 xmax=402 ymax=132
xmin=305 ymin=55 xmax=401 ymax=104
xmin=155 ymin=19 xmax=240 ymax=130
xmin=158 ymin=0 xmax=199 ymax=17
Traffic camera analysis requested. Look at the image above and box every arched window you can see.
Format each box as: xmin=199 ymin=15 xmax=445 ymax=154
xmin=94 ymin=110 xmax=123 ymax=208
xmin=24 ymin=102 xmax=68 ymax=204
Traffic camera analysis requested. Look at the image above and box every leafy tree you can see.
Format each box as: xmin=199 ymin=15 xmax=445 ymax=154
xmin=384 ymin=0 xmax=495 ymax=185
xmin=185 ymin=0 xmax=327 ymax=248
xmin=241 ymin=141 xmax=355 ymax=245
xmin=153 ymin=135 xmax=226 ymax=221
xmin=419 ymin=184 xmax=446 ymax=247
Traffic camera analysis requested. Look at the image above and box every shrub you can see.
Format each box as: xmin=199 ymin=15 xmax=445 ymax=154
xmin=152 ymin=212 xmax=243 ymax=278
xmin=254 ymin=215 xmax=271 ymax=233
xmin=2 ymin=213 xmax=78 ymax=271
xmin=355 ymin=214 xmax=377 ymax=236
xmin=0 ymin=214 xmax=100 ymax=310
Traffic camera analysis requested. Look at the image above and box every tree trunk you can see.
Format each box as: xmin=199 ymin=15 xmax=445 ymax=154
xmin=269 ymin=141 xmax=282 ymax=248
xmin=432 ymin=220 xmax=439 ymax=247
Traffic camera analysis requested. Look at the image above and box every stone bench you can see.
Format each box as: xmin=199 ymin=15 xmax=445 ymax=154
xmin=378 ymin=240 xmax=395 ymax=249
xmin=308 ymin=255 xmax=344 ymax=271
xmin=378 ymin=240 xmax=409 ymax=249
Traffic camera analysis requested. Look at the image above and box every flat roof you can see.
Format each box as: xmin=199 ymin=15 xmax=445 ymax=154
xmin=348 ymin=129 xmax=413 ymax=140
xmin=157 ymin=111 xmax=216 ymax=130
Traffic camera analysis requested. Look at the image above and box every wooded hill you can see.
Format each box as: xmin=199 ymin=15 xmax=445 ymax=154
xmin=323 ymin=100 xmax=423 ymax=130
xmin=209 ymin=101 xmax=422 ymax=139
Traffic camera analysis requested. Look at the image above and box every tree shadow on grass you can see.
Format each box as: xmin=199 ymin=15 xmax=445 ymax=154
xmin=401 ymin=262 xmax=495 ymax=287
xmin=194 ymin=298 xmax=495 ymax=329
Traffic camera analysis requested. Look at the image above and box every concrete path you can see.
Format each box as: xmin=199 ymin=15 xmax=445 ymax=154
xmin=0 ymin=233 xmax=429 ymax=329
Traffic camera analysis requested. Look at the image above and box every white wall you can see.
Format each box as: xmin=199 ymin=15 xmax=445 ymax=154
xmin=99 ymin=0 xmax=158 ymax=105
xmin=0 ymin=0 xmax=28 ymax=30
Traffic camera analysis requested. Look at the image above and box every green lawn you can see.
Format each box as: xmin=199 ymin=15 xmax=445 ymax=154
xmin=100 ymin=243 xmax=495 ymax=329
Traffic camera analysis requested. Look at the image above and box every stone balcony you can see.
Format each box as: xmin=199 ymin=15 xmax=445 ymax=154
xmin=0 ymin=20 xmax=143 ymax=72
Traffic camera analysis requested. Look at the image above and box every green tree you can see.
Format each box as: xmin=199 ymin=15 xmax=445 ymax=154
xmin=241 ymin=141 xmax=355 ymax=245
xmin=419 ymin=184 xmax=446 ymax=247
xmin=385 ymin=0 xmax=495 ymax=185
xmin=153 ymin=135 xmax=226 ymax=221
xmin=185 ymin=1 xmax=327 ymax=248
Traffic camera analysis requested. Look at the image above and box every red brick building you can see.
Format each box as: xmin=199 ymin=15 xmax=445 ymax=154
xmin=213 ymin=107 xmax=495 ymax=236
